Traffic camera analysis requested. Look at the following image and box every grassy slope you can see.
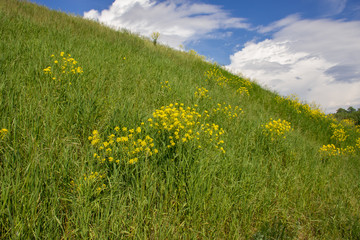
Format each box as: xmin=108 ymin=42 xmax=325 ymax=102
xmin=1 ymin=0 xmax=360 ymax=239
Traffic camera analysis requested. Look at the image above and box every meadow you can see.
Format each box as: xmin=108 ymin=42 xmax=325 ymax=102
xmin=1 ymin=0 xmax=360 ymax=239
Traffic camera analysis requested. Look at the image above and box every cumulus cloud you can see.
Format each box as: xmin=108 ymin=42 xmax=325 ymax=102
xmin=227 ymin=17 xmax=360 ymax=113
xmin=83 ymin=0 xmax=250 ymax=48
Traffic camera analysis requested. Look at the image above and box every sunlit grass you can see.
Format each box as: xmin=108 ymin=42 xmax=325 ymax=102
xmin=1 ymin=0 xmax=360 ymax=239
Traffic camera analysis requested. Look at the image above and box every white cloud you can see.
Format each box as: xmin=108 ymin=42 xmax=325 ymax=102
xmin=257 ymin=14 xmax=301 ymax=34
xmin=227 ymin=17 xmax=360 ymax=113
xmin=83 ymin=0 xmax=250 ymax=48
xmin=321 ymin=0 xmax=347 ymax=16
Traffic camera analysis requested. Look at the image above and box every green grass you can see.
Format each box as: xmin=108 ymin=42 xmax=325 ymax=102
xmin=1 ymin=0 xmax=360 ymax=239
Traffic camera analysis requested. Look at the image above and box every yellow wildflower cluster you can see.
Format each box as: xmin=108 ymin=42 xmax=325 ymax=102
xmin=344 ymin=146 xmax=356 ymax=155
xmin=229 ymin=75 xmax=253 ymax=88
xmin=194 ymin=87 xmax=211 ymax=99
xmin=319 ymin=144 xmax=340 ymax=156
xmin=149 ymin=103 xmax=226 ymax=152
xmin=188 ymin=49 xmax=206 ymax=61
xmin=340 ymin=118 xmax=356 ymax=127
xmin=204 ymin=66 xmax=229 ymax=87
xmin=275 ymin=95 xmax=303 ymax=114
xmin=89 ymin=130 xmax=100 ymax=145
xmin=89 ymin=126 xmax=158 ymax=165
xmin=83 ymin=171 xmax=106 ymax=181
xmin=236 ymin=87 xmax=249 ymax=96
xmin=0 ymin=128 xmax=8 ymax=139
xmin=318 ymin=120 xmax=360 ymax=157
xmin=43 ymin=51 xmax=83 ymax=84
xmin=303 ymin=104 xmax=327 ymax=119
xmin=262 ymin=118 xmax=292 ymax=141
xmin=330 ymin=123 xmax=348 ymax=142
xmin=356 ymin=138 xmax=360 ymax=149
xmin=275 ymin=95 xmax=327 ymax=118
xmin=204 ymin=66 xmax=253 ymax=96
xmin=161 ymin=81 xmax=171 ymax=91
xmin=319 ymin=144 xmax=355 ymax=157
xmin=240 ymin=78 xmax=253 ymax=89
xmin=212 ymin=103 xmax=243 ymax=120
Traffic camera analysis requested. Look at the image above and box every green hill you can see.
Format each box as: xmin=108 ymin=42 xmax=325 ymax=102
xmin=1 ymin=0 xmax=360 ymax=238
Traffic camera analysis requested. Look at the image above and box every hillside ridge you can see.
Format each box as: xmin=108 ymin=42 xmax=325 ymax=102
xmin=1 ymin=0 xmax=360 ymax=238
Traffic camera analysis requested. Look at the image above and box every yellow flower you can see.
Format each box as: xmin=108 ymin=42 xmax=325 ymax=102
xmin=129 ymin=158 xmax=138 ymax=164
xmin=331 ymin=125 xmax=348 ymax=142
xmin=356 ymin=138 xmax=360 ymax=149
xmin=0 ymin=128 xmax=8 ymax=139
xmin=262 ymin=118 xmax=292 ymax=140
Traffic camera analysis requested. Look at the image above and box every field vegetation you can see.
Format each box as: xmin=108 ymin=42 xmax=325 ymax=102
xmin=1 ymin=0 xmax=360 ymax=238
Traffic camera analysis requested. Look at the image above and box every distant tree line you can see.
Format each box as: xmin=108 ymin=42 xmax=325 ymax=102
xmin=332 ymin=106 xmax=360 ymax=125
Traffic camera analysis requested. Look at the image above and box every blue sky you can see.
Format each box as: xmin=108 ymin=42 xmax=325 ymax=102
xmin=30 ymin=0 xmax=360 ymax=113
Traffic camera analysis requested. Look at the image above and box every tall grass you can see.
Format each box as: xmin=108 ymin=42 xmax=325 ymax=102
xmin=1 ymin=0 xmax=360 ymax=239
